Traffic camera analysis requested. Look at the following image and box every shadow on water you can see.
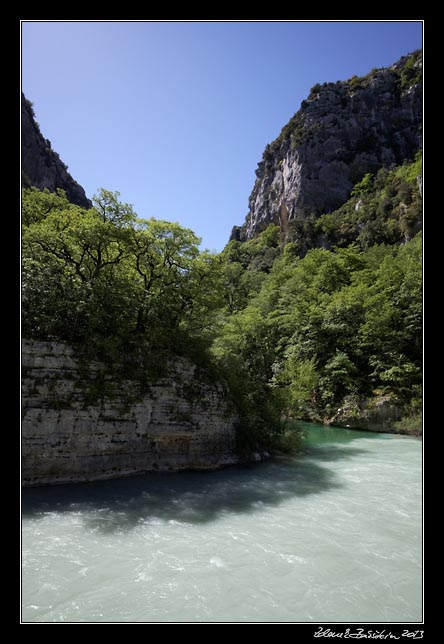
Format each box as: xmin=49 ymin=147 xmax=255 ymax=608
xmin=22 ymin=436 xmax=369 ymax=533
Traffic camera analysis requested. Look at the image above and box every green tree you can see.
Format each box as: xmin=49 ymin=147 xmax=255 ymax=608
xmin=351 ymin=173 xmax=373 ymax=197
xmin=22 ymin=188 xmax=210 ymax=360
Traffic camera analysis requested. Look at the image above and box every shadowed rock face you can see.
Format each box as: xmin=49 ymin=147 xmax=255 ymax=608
xmin=235 ymin=50 xmax=422 ymax=243
xmin=21 ymin=93 xmax=92 ymax=209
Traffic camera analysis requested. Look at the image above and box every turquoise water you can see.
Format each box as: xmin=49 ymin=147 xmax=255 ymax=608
xmin=22 ymin=424 xmax=422 ymax=623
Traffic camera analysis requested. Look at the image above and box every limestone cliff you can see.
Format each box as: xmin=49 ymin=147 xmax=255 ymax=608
xmin=234 ymin=50 xmax=422 ymax=243
xmin=22 ymin=341 xmax=238 ymax=486
xmin=21 ymin=93 xmax=92 ymax=209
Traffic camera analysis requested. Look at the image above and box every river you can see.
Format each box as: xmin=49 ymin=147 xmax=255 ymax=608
xmin=21 ymin=423 xmax=422 ymax=623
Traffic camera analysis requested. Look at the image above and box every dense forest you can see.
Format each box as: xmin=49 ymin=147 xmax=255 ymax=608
xmin=22 ymin=150 xmax=422 ymax=451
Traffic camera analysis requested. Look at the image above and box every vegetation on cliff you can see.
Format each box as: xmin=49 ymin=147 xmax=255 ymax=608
xmin=22 ymin=51 xmax=422 ymax=449
xmin=22 ymin=154 xmax=422 ymax=446
xmin=217 ymin=153 xmax=422 ymax=437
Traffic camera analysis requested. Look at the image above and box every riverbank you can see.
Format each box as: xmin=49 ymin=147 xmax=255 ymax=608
xmin=316 ymin=394 xmax=422 ymax=437
xmin=328 ymin=417 xmax=422 ymax=437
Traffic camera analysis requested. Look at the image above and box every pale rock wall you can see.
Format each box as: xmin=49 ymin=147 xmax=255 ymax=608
xmin=237 ymin=51 xmax=422 ymax=243
xmin=22 ymin=341 xmax=237 ymax=486
xmin=326 ymin=394 xmax=404 ymax=433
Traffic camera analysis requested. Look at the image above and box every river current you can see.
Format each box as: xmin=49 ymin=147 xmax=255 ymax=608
xmin=22 ymin=423 xmax=422 ymax=623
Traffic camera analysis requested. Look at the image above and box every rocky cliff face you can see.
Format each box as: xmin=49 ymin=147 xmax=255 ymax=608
xmin=234 ymin=50 xmax=422 ymax=242
xmin=22 ymin=341 xmax=238 ymax=486
xmin=21 ymin=93 xmax=92 ymax=209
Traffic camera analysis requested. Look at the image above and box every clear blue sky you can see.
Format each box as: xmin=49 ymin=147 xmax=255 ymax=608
xmin=21 ymin=21 xmax=422 ymax=251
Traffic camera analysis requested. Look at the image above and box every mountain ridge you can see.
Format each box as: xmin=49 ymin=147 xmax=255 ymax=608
xmin=231 ymin=50 xmax=422 ymax=247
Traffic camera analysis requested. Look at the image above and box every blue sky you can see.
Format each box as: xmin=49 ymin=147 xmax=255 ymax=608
xmin=21 ymin=21 xmax=422 ymax=251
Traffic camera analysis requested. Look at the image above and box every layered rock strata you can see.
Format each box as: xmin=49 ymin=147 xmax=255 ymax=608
xmin=22 ymin=341 xmax=237 ymax=486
